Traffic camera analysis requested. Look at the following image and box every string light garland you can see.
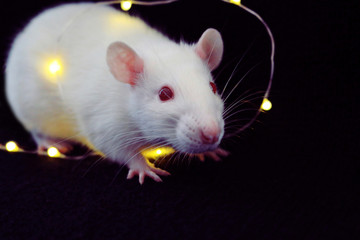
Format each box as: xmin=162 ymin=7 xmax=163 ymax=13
xmin=120 ymin=1 xmax=132 ymax=11
xmin=229 ymin=0 xmax=241 ymax=5
xmin=0 ymin=141 xmax=97 ymax=159
xmin=0 ymin=140 xmax=173 ymax=161
xmin=141 ymin=146 xmax=176 ymax=160
xmin=47 ymin=147 xmax=63 ymax=158
xmin=1 ymin=0 xmax=275 ymax=161
xmin=5 ymin=141 xmax=21 ymax=152
xmin=221 ymin=0 xmax=275 ymax=134
xmin=261 ymin=98 xmax=272 ymax=111
xmin=48 ymin=60 xmax=62 ymax=75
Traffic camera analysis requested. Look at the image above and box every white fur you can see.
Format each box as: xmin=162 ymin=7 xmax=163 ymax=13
xmin=5 ymin=3 xmax=225 ymax=168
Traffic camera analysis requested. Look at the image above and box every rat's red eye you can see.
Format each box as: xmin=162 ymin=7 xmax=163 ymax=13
xmin=210 ymin=82 xmax=217 ymax=94
xmin=159 ymin=86 xmax=174 ymax=101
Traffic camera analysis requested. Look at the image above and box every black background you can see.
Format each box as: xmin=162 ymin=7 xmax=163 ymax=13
xmin=0 ymin=0 xmax=359 ymax=239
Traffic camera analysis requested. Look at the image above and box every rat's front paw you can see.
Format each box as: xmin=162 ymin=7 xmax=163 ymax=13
xmin=127 ymin=158 xmax=170 ymax=184
xmin=195 ymin=148 xmax=230 ymax=162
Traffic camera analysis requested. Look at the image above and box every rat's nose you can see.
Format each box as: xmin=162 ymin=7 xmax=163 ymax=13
xmin=200 ymin=122 xmax=221 ymax=145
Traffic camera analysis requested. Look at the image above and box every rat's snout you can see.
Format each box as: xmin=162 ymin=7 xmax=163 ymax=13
xmin=176 ymin=113 xmax=224 ymax=153
xmin=200 ymin=121 xmax=221 ymax=145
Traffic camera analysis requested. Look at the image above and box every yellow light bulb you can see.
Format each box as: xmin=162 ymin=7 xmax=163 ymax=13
xmin=230 ymin=0 xmax=241 ymax=6
xmin=47 ymin=147 xmax=61 ymax=158
xmin=121 ymin=1 xmax=132 ymax=11
xmin=142 ymin=147 xmax=175 ymax=160
xmin=6 ymin=141 xmax=19 ymax=152
xmin=48 ymin=60 xmax=62 ymax=75
xmin=261 ymin=98 xmax=272 ymax=111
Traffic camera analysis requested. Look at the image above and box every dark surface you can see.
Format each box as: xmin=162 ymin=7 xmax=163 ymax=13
xmin=0 ymin=0 xmax=359 ymax=239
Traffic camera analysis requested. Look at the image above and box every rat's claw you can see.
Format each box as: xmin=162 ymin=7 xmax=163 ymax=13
xmin=207 ymin=152 xmax=221 ymax=161
xmin=146 ymin=171 xmax=163 ymax=183
xmin=139 ymin=172 xmax=145 ymax=185
xmin=214 ymin=148 xmax=230 ymax=157
xmin=149 ymin=166 xmax=171 ymax=176
xmin=127 ymin=169 xmax=162 ymax=185
xmin=127 ymin=169 xmax=137 ymax=180
xmin=196 ymin=154 xmax=206 ymax=162
xmin=195 ymin=148 xmax=230 ymax=162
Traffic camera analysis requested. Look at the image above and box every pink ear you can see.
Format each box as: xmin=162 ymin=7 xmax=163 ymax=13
xmin=106 ymin=42 xmax=144 ymax=85
xmin=195 ymin=28 xmax=224 ymax=71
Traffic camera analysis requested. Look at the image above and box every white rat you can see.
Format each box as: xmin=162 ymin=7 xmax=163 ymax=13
xmin=5 ymin=3 xmax=228 ymax=184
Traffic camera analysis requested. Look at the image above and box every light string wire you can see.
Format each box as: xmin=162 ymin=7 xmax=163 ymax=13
xmin=97 ymin=0 xmax=178 ymax=6
xmin=0 ymin=141 xmax=98 ymax=159
xmin=221 ymin=0 xmax=275 ymax=134
xmin=0 ymin=0 xmax=275 ymax=159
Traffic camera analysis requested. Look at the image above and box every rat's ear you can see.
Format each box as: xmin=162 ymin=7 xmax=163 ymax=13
xmin=106 ymin=42 xmax=144 ymax=85
xmin=195 ymin=28 xmax=224 ymax=71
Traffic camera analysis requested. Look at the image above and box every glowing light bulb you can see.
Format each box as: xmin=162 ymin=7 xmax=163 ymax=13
xmin=261 ymin=98 xmax=272 ymax=111
xmin=47 ymin=147 xmax=61 ymax=158
xmin=6 ymin=141 xmax=19 ymax=152
xmin=40 ymin=57 xmax=64 ymax=82
xmin=121 ymin=1 xmax=132 ymax=11
xmin=142 ymin=147 xmax=175 ymax=160
xmin=230 ymin=0 xmax=241 ymax=6
xmin=48 ymin=60 xmax=62 ymax=75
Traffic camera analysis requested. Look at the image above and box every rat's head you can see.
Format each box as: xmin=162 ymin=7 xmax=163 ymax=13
xmin=107 ymin=28 xmax=224 ymax=154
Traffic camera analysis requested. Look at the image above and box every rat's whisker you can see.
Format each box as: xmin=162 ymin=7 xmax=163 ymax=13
xmin=81 ymin=155 xmax=107 ymax=178
xmin=225 ymin=117 xmax=258 ymax=127
xmin=223 ymin=91 xmax=264 ymax=117
xmin=223 ymin=63 xmax=260 ymax=103
xmin=224 ymin=108 xmax=259 ymax=121
xmin=220 ymin=42 xmax=255 ymax=98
